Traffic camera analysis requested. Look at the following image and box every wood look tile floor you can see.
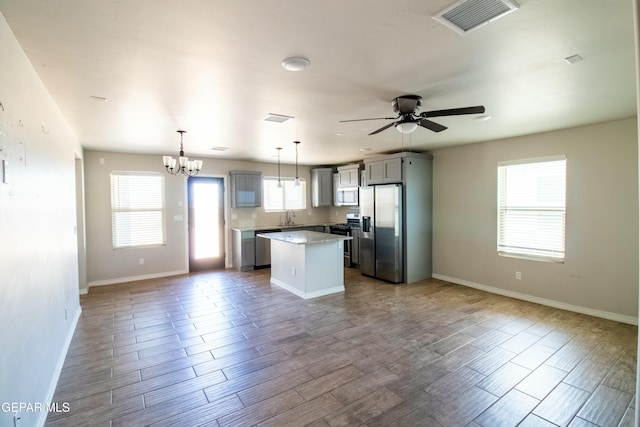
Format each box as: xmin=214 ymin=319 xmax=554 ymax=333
xmin=46 ymin=268 xmax=637 ymax=427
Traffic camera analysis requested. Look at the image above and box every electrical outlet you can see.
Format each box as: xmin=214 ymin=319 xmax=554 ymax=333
xmin=292 ymin=267 xmax=296 ymax=276
xmin=515 ymin=271 xmax=522 ymax=280
xmin=139 ymin=258 xmax=145 ymax=265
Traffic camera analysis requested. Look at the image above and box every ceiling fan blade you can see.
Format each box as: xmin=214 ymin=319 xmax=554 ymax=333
xmin=369 ymin=121 xmax=397 ymax=135
xmin=418 ymin=118 xmax=447 ymax=133
xmin=421 ymin=106 xmax=485 ymax=118
xmin=339 ymin=117 xmax=397 ymax=123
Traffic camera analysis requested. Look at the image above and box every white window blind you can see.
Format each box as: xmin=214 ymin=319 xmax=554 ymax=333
xmin=263 ymin=177 xmax=306 ymax=211
xmin=497 ymin=156 xmax=566 ymax=262
xmin=111 ymin=171 xmax=166 ymax=249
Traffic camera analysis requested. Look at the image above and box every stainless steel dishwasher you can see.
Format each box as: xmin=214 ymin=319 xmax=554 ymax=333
xmin=254 ymin=229 xmax=281 ymax=267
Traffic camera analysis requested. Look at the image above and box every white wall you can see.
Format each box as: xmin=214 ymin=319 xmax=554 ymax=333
xmin=0 ymin=12 xmax=82 ymax=427
xmin=432 ymin=118 xmax=639 ymax=322
xmin=83 ymin=150 xmax=351 ymax=286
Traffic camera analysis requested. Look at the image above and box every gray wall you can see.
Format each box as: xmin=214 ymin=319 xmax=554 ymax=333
xmin=432 ymin=118 xmax=638 ymax=321
xmin=83 ymin=150 xmax=351 ymax=286
xmin=0 ymin=12 xmax=82 ymax=427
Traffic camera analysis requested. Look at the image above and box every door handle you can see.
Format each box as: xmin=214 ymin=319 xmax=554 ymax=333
xmin=362 ymin=216 xmax=371 ymax=232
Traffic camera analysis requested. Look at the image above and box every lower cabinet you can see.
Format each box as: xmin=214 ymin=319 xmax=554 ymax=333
xmin=232 ymin=229 xmax=255 ymax=272
xmin=233 ymin=225 xmax=328 ymax=271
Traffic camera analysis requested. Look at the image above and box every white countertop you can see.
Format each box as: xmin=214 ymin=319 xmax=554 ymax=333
xmin=232 ymin=223 xmax=340 ymax=232
xmin=256 ymin=230 xmax=352 ymax=245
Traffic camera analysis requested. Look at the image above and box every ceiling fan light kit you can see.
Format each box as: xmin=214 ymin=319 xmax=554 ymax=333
xmin=162 ymin=130 xmax=203 ymax=177
xmin=395 ymin=120 xmax=419 ymax=134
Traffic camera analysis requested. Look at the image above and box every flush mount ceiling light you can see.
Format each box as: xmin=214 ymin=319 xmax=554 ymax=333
xmin=433 ymin=0 xmax=520 ymax=35
xmin=282 ymin=57 xmax=310 ymax=72
xmin=162 ymin=130 xmax=203 ymax=177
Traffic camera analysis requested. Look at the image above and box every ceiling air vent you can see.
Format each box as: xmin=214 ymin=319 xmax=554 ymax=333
xmin=264 ymin=113 xmax=294 ymax=123
xmin=433 ymin=0 xmax=519 ymax=35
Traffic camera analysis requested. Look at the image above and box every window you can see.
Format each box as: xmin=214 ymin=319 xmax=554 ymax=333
xmin=497 ymin=156 xmax=566 ymax=262
xmin=262 ymin=177 xmax=306 ymax=211
xmin=111 ymin=171 xmax=166 ymax=249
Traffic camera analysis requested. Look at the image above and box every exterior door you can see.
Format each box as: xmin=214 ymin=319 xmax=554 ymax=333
xmin=188 ymin=177 xmax=225 ymax=271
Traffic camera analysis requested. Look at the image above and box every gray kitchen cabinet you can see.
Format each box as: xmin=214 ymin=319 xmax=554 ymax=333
xmin=337 ymin=164 xmax=360 ymax=187
xmin=310 ymin=167 xmax=333 ymax=207
xmin=232 ymin=229 xmax=255 ymax=271
xmin=364 ymin=156 xmax=402 ymax=184
xmin=230 ymin=170 xmax=262 ymax=208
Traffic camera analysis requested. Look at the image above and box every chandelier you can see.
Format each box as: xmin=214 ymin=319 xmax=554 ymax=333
xmin=162 ymin=130 xmax=203 ymax=177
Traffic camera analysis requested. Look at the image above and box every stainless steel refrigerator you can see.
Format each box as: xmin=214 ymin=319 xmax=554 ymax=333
xmin=360 ymin=184 xmax=403 ymax=283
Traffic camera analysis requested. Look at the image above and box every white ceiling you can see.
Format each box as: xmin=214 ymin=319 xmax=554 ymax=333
xmin=0 ymin=0 xmax=636 ymax=166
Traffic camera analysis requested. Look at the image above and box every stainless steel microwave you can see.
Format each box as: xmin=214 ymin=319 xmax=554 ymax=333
xmin=335 ymin=187 xmax=359 ymax=206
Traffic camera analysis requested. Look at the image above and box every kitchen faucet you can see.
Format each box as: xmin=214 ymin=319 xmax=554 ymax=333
xmin=285 ymin=210 xmax=295 ymax=225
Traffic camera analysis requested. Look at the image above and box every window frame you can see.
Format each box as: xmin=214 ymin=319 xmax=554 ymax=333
xmin=262 ymin=176 xmax=307 ymax=212
xmin=110 ymin=171 xmax=166 ymax=249
xmin=497 ymin=155 xmax=567 ymax=263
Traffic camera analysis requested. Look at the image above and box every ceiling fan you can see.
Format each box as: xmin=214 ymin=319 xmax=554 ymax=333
xmin=340 ymin=95 xmax=485 ymax=135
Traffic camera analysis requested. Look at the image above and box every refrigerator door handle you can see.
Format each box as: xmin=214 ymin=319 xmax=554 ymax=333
xmin=362 ymin=216 xmax=371 ymax=233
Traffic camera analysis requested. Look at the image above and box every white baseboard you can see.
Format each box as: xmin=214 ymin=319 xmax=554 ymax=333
xmin=432 ymin=273 xmax=638 ymax=326
xmin=270 ymin=278 xmax=344 ymax=300
xmin=85 ymin=270 xmax=188 ymax=291
xmin=38 ymin=305 xmax=81 ymax=427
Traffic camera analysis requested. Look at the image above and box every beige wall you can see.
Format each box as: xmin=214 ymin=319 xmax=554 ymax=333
xmin=432 ymin=118 xmax=639 ymax=321
xmin=0 ymin=12 xmax=82 ymax=427
xmin=84 ymin=150 xmax=352 ymax=286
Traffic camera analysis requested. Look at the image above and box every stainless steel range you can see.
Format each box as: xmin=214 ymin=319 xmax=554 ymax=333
xmin=329 ymin=213 xmax=360 ymax=267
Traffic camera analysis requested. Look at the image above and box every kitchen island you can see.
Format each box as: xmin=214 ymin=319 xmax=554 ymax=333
xmin=257 ymin=230 xmax=352 ymax=299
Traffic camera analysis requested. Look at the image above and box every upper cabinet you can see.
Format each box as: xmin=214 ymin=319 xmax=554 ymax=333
xmin=310 ymin=167 xmax=334 ymax=207
xmin=230 ymin=170 xmax=262 ymax=208
xmin=364 ymin=156 xmax=402 ymax=184
xmin=336 ymin=164 xmax=361 ymax=187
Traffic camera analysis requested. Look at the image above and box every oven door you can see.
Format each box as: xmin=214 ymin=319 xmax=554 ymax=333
xmin=329 ymin=227 xmax=351 ymax=266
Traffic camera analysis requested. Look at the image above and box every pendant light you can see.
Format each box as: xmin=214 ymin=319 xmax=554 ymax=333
xmin=276 ymin=147 xmax=283 ymax=188
xmin=293 ymin=140 xmax=301 ymax=186
xmin=162 ymin=130 xmax=203 ymax=177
